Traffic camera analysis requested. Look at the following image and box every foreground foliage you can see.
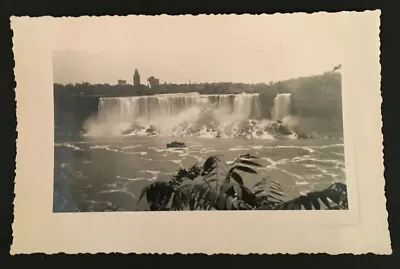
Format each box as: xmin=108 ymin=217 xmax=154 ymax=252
xmin=138 ymin=154 xmax=348 ymax=211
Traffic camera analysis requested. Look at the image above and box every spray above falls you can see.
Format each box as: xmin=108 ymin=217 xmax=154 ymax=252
xmin=84 ymin=92 xmax=300 ymax=139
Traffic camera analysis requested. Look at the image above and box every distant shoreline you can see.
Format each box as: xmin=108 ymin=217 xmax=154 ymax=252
xmin=54 ymin=71 xmax=341 ymax=98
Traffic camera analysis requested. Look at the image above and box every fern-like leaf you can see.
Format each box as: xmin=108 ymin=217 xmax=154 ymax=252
xmin=270 ymin=183 xmax=348 ymax=210
xmin=139 ymin=181 xmax=175 ymax=210
xmin=137 ymin=186 xmax=148 ymax=204
xmin=238 ymin=159 xmax=263 ymax=167
xmin=240 ymin=154 xmax=258 ymax=159
xmin=233 ymin=165 xmax=258 ymax=174
xmin=202 ymin=156 xmax=218 ymax=175
xmin=230 ymin=171 xmax=244 ymax=185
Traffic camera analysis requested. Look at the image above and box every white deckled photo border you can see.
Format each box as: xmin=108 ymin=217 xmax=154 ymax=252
xmin=10 ymin=11 xmax=391 ymax=254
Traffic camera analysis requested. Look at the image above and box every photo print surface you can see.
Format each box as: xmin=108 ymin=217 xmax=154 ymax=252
xmin=53 ymin=15 xmax=348 ymax=212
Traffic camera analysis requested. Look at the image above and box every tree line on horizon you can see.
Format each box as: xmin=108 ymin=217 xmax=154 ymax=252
xmin=54 ymin=70 xmax=341 ymax=97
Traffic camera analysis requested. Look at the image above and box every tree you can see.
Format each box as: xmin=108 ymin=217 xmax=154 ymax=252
xmin=138 ymin=154 xmax=348 ymax=211
xmin=332 ymin=64 xmax=342 ymax=72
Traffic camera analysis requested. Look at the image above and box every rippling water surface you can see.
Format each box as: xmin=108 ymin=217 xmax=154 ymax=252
xmin=54 ymin=136 xmax=346 ymax=212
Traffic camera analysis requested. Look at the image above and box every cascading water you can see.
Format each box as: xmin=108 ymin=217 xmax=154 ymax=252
xmin=272 ymin=93 xmax=292 ymax=121
xmin=97 ymin=93 xmax=260 ymax=121
xmin=84 ymin=92 xmax=298 ymax=139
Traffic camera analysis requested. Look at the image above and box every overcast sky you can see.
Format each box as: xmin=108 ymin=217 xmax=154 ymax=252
xmin=52 ymin=13 xmax=372 ymax=85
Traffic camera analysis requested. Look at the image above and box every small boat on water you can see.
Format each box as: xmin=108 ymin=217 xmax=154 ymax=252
xmin=167 ymin=141 xmax=186 ymax=148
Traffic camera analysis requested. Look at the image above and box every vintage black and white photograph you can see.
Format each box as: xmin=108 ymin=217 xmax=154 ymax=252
xmin=53 ymin=15 xmax=348 ymax=212
xmin=11 ymin=11 xmax=391 ymax=255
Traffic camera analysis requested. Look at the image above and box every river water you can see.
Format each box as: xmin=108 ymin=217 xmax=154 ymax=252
xmin=53 ymin=136 xmax=346 ymax=212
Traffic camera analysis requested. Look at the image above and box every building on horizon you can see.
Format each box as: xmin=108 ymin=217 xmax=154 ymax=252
xmin=117 ymin=79 xmax=127 ymax=85
xmin=133 ymin=69 xmax=141 ymax=86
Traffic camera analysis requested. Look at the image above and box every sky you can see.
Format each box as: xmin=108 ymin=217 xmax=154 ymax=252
xmin=51 ymin=13 xmax=372 ymax=85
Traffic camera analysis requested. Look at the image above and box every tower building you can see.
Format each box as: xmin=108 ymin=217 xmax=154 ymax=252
xmin=133 ymin=69 xmax=140 ymax=86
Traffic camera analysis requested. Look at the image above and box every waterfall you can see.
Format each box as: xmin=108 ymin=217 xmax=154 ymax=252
xmin=85 ymin=92 xmax=297 ymax=139
xmin=97 ymin=92 xmax=262 ymax=123
xmin=272 ymin=93 xmax=292 ymax=121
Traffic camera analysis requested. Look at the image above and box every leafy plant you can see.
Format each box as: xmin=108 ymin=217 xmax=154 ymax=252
xmin=267 ymin=182 xmax=348 ymax=210
xmin=138 ymin=154 xmax=348 ymax=211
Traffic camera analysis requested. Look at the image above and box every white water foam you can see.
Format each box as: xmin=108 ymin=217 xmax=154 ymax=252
xmin=98 ymin=189 xmax=136 ymax=199
xmin=121 ymin=145 xmax=142 ymax=149
xmin=295 ymin=181 xmax=310 ymax=186
xmin=262 ymin=145 xmax=316 ymax=154
xmin=89 ymin=144 xmax=148 ymax=156
xmin=292 ymin=155 xmax=344 ymax=168
xmin=116 ymin=175 xmax=145 ymax=181
xmin=55 ymin=143 xmax=82 ymax=151
xmin=309 ymin=144 xmax=344 ymax=149
xmin=138 ymin=170 xmax=174 ymax=180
